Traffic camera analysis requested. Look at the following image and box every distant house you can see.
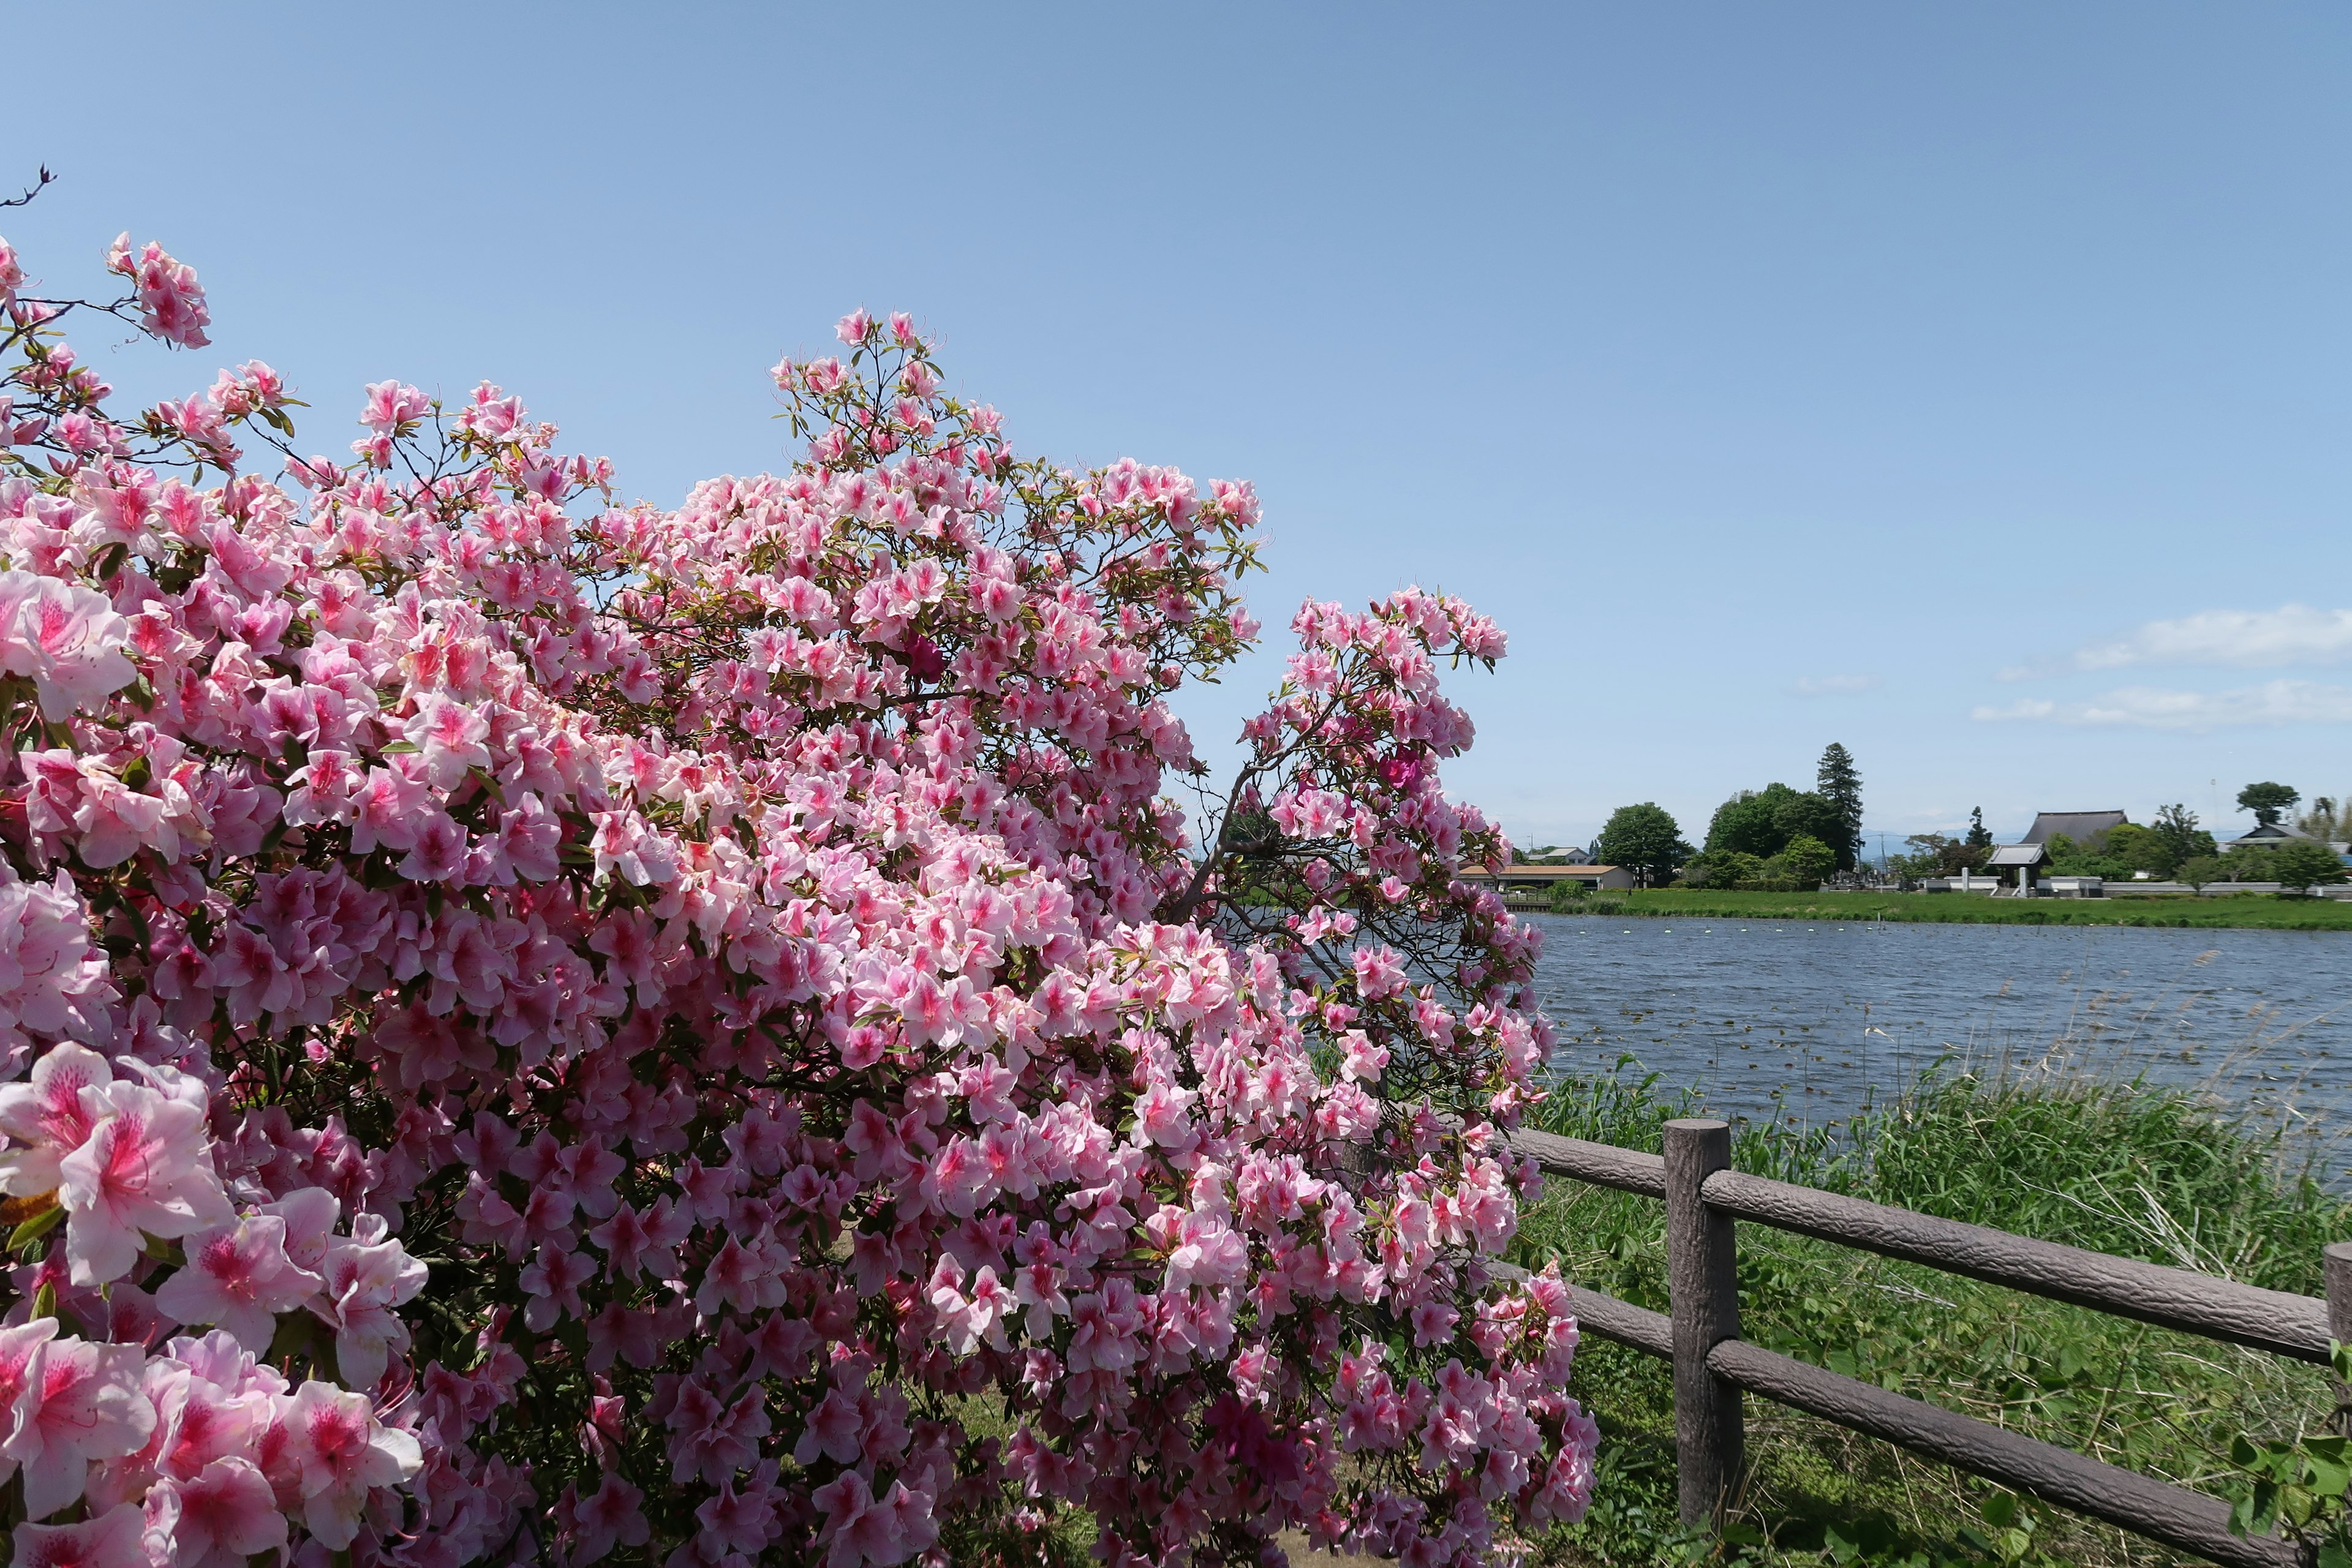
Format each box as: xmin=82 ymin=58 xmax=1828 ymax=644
xmin=2226 ymin=821 xmax=2349 ymax=857
xmin=1518 ymin=846 xmax=1594 ymax=865
xmin=1463 ymin=864 xmax=1637 ymax=894
xmin=2020 ymin=810 xmax=2128 ymax=845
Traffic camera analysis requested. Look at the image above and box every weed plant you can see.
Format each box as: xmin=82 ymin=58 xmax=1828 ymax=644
xmin=1510 ymin=1057 xmax=2352 ymax=1566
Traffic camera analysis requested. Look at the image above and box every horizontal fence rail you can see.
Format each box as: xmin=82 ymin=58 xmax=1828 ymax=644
xmin=1509 ymin=1123 xmax=1668 ymax=1197
xmin=1505 ymin=1117 xmax=2333 ymax=1568
xmin=1706 ymin=1337 xmax=2297 ymax=1568
xmin=1703 ymin=1169 xmax=2331 ymax=1363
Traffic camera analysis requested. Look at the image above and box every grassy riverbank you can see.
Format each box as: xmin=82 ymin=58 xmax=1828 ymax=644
xmin=1538 ymin=888 xmax=2352 ymax=930
xmin=1512 ymin=1058 xmax=2349 ymax=1566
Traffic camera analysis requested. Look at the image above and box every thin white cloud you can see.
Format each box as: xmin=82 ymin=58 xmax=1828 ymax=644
xmin=1972 ymin=680 xmax=2352 ymax=730
xmin=1973 ymin=698 xmax=2056 ymax=720
xmin=1793 ymin=674 xmax=1879 ymax=696
xmin=2003 ymin=605 xmax=2352 ymax=680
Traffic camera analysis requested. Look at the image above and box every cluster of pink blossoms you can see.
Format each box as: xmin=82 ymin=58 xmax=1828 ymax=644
xmin=0 ymin=222 xmax=1596 ymax=1568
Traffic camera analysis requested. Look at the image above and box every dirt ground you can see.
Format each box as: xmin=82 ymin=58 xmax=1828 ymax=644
xmin=1273 ymin=1533 xmax=1364 ymax=1565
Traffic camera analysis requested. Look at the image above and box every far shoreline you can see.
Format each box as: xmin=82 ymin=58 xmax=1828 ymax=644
xmin=1519 ymin=888 xmax=2352 ymax=931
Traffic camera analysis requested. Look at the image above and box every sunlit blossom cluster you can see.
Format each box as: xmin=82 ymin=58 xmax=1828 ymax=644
xmin=0 ymin=225 xmax=1594 ymax=1567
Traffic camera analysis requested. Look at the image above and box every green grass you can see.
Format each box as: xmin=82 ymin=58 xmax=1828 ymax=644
xmin=1538 ymin=889 xmax=2352 ymax=930
xmin=1510 ymin=1057 xmax=2352 ymax=1566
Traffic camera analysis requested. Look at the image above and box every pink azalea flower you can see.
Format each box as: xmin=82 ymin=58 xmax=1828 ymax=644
xmin=142 ymin=1455 xmax=287 ymax=1568
xmin=402 ymin=694 xmax=491 ymax=789
xmin=1411 ymin=1303 xmax=1460 ymax=1348
xmin=56 ymin=1075 xmax=235 ymax=1285
xmin=105 ymin=235 xmax=211 ymax=349
xmin=347 ymin=765 xmax=428 ymax=854
xmin=146 ymin=1333 xmax=273 ymax=1481
xmin=0 ymin=1319 xmax=58 ymax=1461
xmin=271 ymin=1379 xmax=423 ymax=1549
xmin=8 ymin=1500 xmax=148 ymax=1568
xmin=0 ymin=878 xmax=116 ymax=1060
xmin=570 ymin=1472 xmax=650 ymax=1563
xmin=695 ymin=1469 xmax=784 ymax=1557
xmin=281 ymin=748 xmax=358 ymax=827
xmin=16 ymin=750 xmax=185 ymax=872
xmin=3 ymin=1335 xmax=155 ymax=1518
xmin=396 ymin=810 xmax=469 ymax=884
xmin=315 ymin=1216 xmax=428 ymax=1390
xmin=358 ymin=381 xmax=429 ymax=434
xmin=153 ymin=1212 xmax=322 ymax=1352
xmin=0 ymin=1041 xmax=111 ymax=1196
xmin=814 ymin=1470 xmax=937 ymax=1568
xmin=516 ymin=1240 xmax=593 ymax=1332
xmin=0 ymin=571 xmax=136 ymax=720
xmin=256 ymin=1189 xmax=339 ymax=1276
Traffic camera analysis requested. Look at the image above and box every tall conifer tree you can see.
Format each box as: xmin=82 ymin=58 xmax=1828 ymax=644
xmin=1816 ymin=741 xmax=1863 ymax=871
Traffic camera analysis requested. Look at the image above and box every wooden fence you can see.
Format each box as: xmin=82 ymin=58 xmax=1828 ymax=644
xmin=1506 ymin=1117 xmax=2350 ymax=1568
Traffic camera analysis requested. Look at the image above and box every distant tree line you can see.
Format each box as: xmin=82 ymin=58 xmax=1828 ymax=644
xmin=1589 ymin=743 xmax=1863 ymax=891
xmin=1579 ymin=767 xmax=2349 ymax=899
xmin=1887 ymin=809 xmax=1997 ymax=880
xmin=2036 ymin=807 xmax=2211 ymax=880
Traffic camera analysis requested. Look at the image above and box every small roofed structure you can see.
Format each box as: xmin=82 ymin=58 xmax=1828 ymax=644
xmin=2228 ymin=820 xmax=2332 ymax=853
xmin=1462 ymin=863 xmax=1637 ymax=894
xmin=1986 ymin=842 xmax=2049 ymax=895
xmin=2021 ymin=810 xmax=2127 ymax=845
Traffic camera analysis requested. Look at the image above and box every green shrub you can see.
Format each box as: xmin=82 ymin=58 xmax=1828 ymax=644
xmin=1777 ymin=834 xmax=1836 ymax=889
xmin=2177 ymin=854 xmax=2230 ymax=891
xmin=2272 ymin=839 xmax=2348 ymax=889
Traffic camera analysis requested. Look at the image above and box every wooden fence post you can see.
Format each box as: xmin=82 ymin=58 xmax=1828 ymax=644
xmin=1665 ymin=1117 xmax=1744 ymax=1528
xmin=2325 ymin=1242 xmax=2352 ymax=1435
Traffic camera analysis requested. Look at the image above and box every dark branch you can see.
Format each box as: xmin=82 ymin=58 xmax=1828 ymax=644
xmin=1 ymin=167 xmax=53 ymax=209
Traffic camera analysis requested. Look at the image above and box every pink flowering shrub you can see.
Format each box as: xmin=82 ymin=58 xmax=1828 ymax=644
xmin=0 ymin=209 xmax=1597 ymax=1567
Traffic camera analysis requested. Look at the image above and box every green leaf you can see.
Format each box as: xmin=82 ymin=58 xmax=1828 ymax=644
xmin=2310 ymin=1442 xmax=2351 ymax=1501
xmin=2244 ymin=1481 xmax=2282 ymax=1538
xmin=1980 ymin=1493 xmax=2018 ymax=1530
xmin=265 ymin=1308 xmax=319 ymax=1363
xmin=9 ymin=1202 xmax=62 ymax=1253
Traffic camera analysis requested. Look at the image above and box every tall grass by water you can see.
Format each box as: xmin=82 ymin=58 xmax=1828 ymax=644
xmin=1512 ymin=1053 xmax=2351 ymax=1566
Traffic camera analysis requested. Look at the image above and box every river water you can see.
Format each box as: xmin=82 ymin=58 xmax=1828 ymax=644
xmin=1527 ymin=914 xmax=2352 ymax=1155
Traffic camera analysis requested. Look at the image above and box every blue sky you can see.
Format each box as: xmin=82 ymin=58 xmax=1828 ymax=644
xmin=11 ymin=3 xmax=2349 ymax=854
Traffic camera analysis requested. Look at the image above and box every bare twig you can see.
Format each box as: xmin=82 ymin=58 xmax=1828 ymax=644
xmin=1 ymin=167 xmax=53 ymax=209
